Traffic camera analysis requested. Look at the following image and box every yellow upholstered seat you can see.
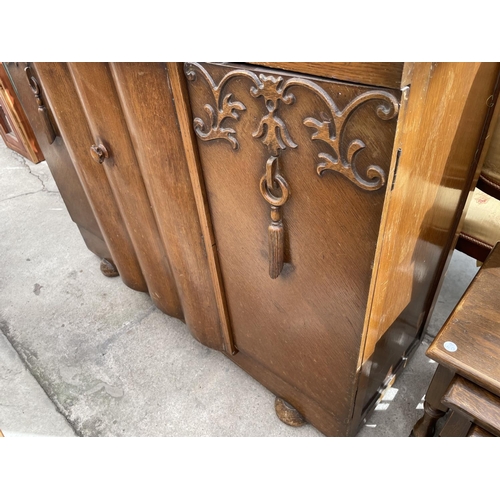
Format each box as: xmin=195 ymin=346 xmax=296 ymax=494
xmin=458 ymin=188 xmax=500 ymax=261
xmin=462 ymin=188 xmax=500 ymax=247
xmin=457 ymin=110 xmax=500 ymax=262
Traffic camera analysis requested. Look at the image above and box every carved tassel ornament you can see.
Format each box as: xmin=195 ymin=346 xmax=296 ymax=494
xmin=268 ymin=206 xmax=284 ymax=279
xmin=260 ymin=156 xmax=289 ymax=279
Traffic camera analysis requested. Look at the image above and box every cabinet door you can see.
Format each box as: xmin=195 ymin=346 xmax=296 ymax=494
xmin=34 ymin=63 xmax=224 ymax=351
xmin=4 ymin=62 xmax=111 ymax=261
xmin=184 ymin=63 xmax=400 ymax=433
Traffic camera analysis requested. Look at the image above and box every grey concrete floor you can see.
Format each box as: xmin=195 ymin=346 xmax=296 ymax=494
xmin=0 ymin=139 xmax=480 ymax=437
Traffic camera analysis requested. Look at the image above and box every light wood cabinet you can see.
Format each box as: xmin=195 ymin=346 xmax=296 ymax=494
xmin=24 ymin=62 xmax=499 ymax=436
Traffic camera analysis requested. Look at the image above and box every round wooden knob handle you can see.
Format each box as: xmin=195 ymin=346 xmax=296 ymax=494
xmin=90 ymin=144 xmax=109 ymax=164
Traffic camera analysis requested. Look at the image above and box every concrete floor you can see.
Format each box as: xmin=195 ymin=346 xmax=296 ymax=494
xmin=0 ymin=139 xmax=480 ymax=437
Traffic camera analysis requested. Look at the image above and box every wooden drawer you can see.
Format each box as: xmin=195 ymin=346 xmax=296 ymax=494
xmin=251 ymin=62 xmax=405 ymax=89
xmin=184 ymin=62 xmax=401 ymax=432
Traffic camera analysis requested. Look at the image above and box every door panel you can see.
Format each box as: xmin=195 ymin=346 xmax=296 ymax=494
xmin=185 ymin=62 xmax=400 ymax=424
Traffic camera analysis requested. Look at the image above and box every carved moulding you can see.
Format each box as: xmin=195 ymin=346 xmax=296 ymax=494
xmin=185 ymin=62 xmax=399 ymax=278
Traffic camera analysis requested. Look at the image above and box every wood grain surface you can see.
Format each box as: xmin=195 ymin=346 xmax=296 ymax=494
xmin=167 ymin=62 xmax=236 ymax=354
xmin=363 ymin=63 xmax=500 ymax=363
xmin=439 ymin=410 xmax=472 ymax=437
xmin=353 ymin=63 xmax=500 ymax=432
xmin=443 ymin=375 xmax=500 ymax=436
xmin=185 ymin=62 xmax=400 ymax=433
xmin=67 ymin=63 xmax=183 ymax=319
xmin=109 ymin=62 xmax=223 ymax=349
xmin=24 ymin=61 xmax=499 ymax=437
xmin=427 ymin=243 xmax=500 ymax=397
xmin=467 ymin=424 xmax=494 ymax=437
xmin=34 ymin=63 xmax=148 ymax=293
xmin=250 ymin=62 xmax=404 ymax=89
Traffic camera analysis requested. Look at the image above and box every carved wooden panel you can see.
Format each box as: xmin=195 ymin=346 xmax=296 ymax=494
xmin=186 ymin=62 xmax=399 ymax=279
xmin=185 ymin=62 xmax=400 ymax=433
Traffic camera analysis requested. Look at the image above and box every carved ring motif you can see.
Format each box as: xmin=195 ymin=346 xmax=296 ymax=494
xmin=259 ymin=156 xmax=289 ymax=207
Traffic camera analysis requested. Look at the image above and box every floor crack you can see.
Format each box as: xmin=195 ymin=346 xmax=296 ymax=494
xmin=10 ymin=150 xmax=49 ymax=192
xmin=0 ymin=190 xmax=43 ymax=203
xmin=97 ymin=305 xmax=157 ymax=354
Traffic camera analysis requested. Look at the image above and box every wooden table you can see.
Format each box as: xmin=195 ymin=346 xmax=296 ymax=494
xmin=412 ymin=242 xmax=500 ymax=437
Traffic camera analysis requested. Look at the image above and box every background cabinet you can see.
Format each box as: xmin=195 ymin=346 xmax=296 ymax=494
xmin=20 ymin=62 xmax=499 ymax=436
xmin=0 ymin=63 xmax=43 ymax=164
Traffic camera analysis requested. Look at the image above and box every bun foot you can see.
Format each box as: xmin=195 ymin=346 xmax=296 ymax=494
xmin=275 ymin=397 xmax=306 ymax=427
xmin=100 ymin=258 xmax=119 ymax=278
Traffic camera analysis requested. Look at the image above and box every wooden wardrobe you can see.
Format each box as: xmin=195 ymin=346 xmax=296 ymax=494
xmin=12 ymin=62 xmax=498 ymax=436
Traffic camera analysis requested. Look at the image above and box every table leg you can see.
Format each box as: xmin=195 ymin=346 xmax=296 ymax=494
xmin=411 ymin=364 xmax=455 ymax=436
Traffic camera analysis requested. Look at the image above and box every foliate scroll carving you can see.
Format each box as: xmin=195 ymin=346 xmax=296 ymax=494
xmin=302 ymin=89 xmax=399 ymax=190
xmin=250 ymin=74 xmax=297 ymax=156
xmin=193 ymin=94 xmax=246 ymax=149
xmin=185 ymin=62 xmax=399 ymax=278
xmin=185 ymin=63 xmax=297 ymax=155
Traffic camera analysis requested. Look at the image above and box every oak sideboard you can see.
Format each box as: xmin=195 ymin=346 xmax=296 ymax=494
xmin=6 ymin=62 xmax=498 ymax=436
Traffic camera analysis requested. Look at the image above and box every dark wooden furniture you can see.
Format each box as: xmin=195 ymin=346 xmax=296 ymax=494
xmin=412 ymin=242 xmax=500 ymax=437
xmin=2 ymin=62 xmax=117 ymax=276
xmin=0 ymin=63 xmax=44 ymax=164
xmin=20 ymin=62 xmax=500 ymax=436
